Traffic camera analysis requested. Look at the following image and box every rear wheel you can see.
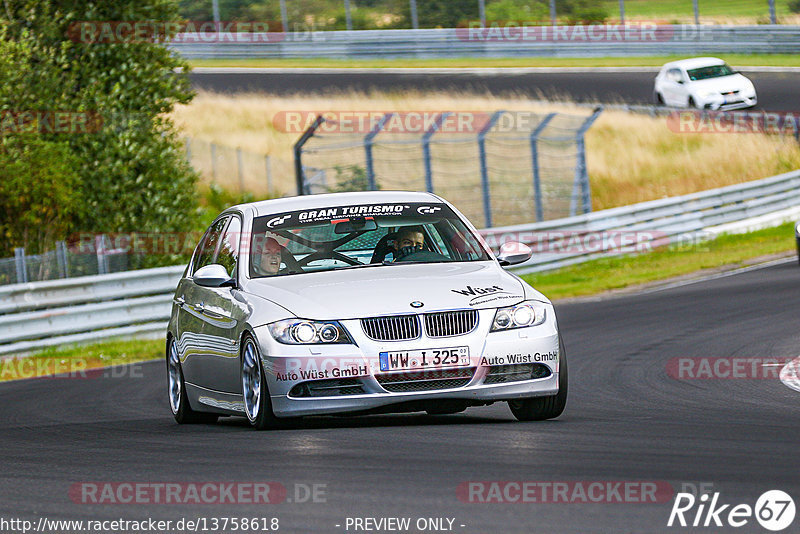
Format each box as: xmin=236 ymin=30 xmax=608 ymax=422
xmin=167 ymin=338 xmax=218 ymax=424
xmin=688 ymin=96 xmax=697 ymax=109
xmin=241 ymin=334 xmax=284 ymax=430
xmin=654 ymin=92 xmax=665 ymax=105
xmin=508 ymin=335 xmax=568 ymax=421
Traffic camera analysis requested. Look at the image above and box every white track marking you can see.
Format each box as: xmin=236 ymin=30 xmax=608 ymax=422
xmin=636 ymin=256 xmax=796 ymax=296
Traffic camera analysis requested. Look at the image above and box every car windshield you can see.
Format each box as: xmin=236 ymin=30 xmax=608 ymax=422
xmin=686 ymin=64 xmax=735 ymax=81
xmin=249 ymin=202 xmax=491 ymax=278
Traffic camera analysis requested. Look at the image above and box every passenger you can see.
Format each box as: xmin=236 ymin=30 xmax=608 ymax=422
xmin=255 ymin=236 xmax=284 ymax=276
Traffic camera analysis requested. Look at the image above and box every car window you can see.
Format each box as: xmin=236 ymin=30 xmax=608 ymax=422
xmin=249 ymin=202 xmax=492 ymax=278
xmin=687 ymin=64 xmax=735 ymax=81
xmin=193 ymin=217 xmax=228 ymax=275
xmin=667 ymin=69 xmax=683 ymax=83
xmin=216 ymin=216 xmax=241 ymax=278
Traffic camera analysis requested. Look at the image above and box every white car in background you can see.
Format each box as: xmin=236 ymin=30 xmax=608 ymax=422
xmin=654 ymin=57 xmax=757 ymax=110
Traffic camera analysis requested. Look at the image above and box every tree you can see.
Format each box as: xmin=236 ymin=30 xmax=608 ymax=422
xmin=0 ymin=1 xmax=199 ymax=265
xmin=400 ymin=0 xmax=480 ymax=28
xmin=0 ymin=138 xmax=84 ymax=257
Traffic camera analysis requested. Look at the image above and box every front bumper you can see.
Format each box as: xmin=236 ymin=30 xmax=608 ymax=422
xmin=253 ymin=306 xmax=561 ymax=417
xmin=700 ymin=94 xmax=757 ymax=111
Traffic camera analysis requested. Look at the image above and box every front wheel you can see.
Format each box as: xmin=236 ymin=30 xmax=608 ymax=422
xmin=167 ymin=338 xmax=218 ymax=424
xmin=508 ymin=335 xmax=568 ymax=421
xmin=241 ymin=334 xmax=284 ymax=430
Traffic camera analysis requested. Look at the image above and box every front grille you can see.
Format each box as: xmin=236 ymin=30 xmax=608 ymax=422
xmin=484 ymin=363 xmax=552 ymax=384
xmin=361 ymin=315 xmax=420 ymax=341
xmin=376 ymin=367 xmax=475 ymax=393
xmin=288 ymin=378 xmax=365 ymax=398
xmin=424 ymin=309 xmax=478 ymax=338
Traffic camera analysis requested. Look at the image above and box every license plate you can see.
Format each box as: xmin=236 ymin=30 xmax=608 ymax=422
xmin=379 ymin=347 xmax=470 ymax=372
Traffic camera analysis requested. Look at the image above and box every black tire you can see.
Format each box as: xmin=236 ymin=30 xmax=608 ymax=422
xmin=688 ymin=97 xmax=696 ymax=109
xmin=166 ymin=338 xmax=218 ymax=425
xmin=241 ymin=334 xmax=285 ymax=430
xmin=655 ymin=92 xmax=664 ymax=105
xmin=508 ymin=335 xmax=568 ymax=421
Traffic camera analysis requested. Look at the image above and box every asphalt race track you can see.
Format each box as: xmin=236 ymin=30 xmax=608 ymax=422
xmin=190 ymin=70 xmax=800 ymax=112
xmin=1 ymin=261 xmax=798 ymax=533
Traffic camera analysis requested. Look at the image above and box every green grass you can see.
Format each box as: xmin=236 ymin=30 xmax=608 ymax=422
xmin=188 ymin=54 xmax=800 ymax=70
xmin=601 ymin=0 xmax=793 ymax=19
xmin=522 ymin=222 xmax=797 ymax=300
xmin=0 ymin=338 xmax=163 ymax=381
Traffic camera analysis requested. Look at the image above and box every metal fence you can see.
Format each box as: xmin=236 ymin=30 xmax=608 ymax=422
xmin=0 ymin=238 xmax=129 ymax=286
xmin=184 ymin=136 xmax=281 ymax=196
xmin=294 ymin=109 xmax=602 ymax=228
xmin=170 ymin=25 xmax=800 ymax=59
xmin=3 ymin=168 xmax=798 ymax=356
xmin=189 ymin=0 xmax=789 ymax=32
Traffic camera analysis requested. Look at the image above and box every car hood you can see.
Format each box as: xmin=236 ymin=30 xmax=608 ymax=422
xmin=243 ymin=262 xmax=540 ymax=320
xmin=690 ymin=73 xmax=753 ymax=93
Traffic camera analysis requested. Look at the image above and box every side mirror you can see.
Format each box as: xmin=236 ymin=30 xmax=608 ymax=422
xmin=497 ymin=242 xmax=533 ymax=267
xmin=194 ymin=264 xmax=236 ymax=288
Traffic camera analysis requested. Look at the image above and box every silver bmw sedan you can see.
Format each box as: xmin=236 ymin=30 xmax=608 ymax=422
xmin=167 ymin=191 xmax=567 ymax=429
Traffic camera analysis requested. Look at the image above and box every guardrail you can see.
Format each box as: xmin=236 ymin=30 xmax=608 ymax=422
xmin=170 ymin=26 xmax=800 ymax=59
xmin=482 ymin=169 xmax=800 ymax=274
xmin=2 ymin=170 xmax=799 ymax=356
xmin=0 ymin=266 xmax=184 ymax=356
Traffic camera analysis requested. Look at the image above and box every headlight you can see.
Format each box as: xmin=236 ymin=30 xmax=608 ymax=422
xmin=268 ymin=319 xmax=352 ymax=345
xmin=491 ymin=302 xmax=546 ymax=332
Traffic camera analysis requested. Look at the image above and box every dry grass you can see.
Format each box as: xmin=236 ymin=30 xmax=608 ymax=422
xmin=172 ymin=90 xmax=800 ymax=211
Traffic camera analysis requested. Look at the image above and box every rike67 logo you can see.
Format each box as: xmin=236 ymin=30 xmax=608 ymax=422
xmin=668 ymin=490 xmax=795 ymax=531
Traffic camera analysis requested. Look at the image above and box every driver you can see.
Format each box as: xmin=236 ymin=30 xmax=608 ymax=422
xmin=392 ymin=226 xmax=425 ymax=261
xmin=254 ymin=236 xmax=283 ymax=276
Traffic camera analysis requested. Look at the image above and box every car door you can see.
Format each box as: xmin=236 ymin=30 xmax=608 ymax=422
xmin=178 ymin=216 xmax=228 ymax=388
xmin=663 ymin=68 xmax=686 ymax=107
xmin=194 ymin=214 xmax=247 ymax=394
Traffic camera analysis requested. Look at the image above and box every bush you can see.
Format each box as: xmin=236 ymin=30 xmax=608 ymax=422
xmin=790 ymin=0 xmax=800 ymax=14
xmin=401 ymin=0 xmax=480 ymax=28
xmin=485 ymin=0 xmax=549 ymax=24
xmin=0 ymin=1 xmax=200 ymax=260
xmin=0 ymin=138 xmax=83 ymax=256
xmin=560 ymin=0 xmax=609 ymax=24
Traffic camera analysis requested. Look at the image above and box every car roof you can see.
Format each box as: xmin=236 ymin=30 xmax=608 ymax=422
xmin=244 ymin=190 xmax=443 ymax=217
xmin=663 ymin=57 xmax=725 ymax=71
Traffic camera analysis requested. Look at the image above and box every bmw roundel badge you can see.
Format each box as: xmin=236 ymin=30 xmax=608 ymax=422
xmin=410 ymin=301 xmax=424 ymax=308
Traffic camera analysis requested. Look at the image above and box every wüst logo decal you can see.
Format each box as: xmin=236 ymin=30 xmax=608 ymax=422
xmin=451 ymin=286 xmax=522 ymax=307
xmin=451 ymin=285 xmax=504 ymax=297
